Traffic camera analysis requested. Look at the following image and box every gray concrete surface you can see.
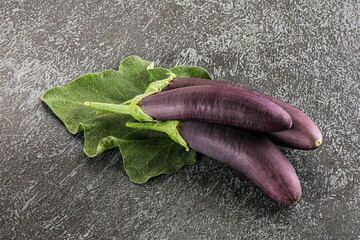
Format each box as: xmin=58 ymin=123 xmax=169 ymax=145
xmin=1 ymin=1 xmax=359 ymax=239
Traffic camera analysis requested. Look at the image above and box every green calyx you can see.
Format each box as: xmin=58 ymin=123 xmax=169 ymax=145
xmin=126 ymin=121 xmax=189 ymax=151
xmin=84 ymin=70 xmax=176 ymax=122
xmin=145 ymin=69 xmax=176 ymax=94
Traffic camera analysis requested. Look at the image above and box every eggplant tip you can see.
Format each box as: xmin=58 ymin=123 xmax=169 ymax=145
xmin=315 ymin=139 xmax=322 ymax=147
xmin=285 ymin=195 xmax=301 ymax=206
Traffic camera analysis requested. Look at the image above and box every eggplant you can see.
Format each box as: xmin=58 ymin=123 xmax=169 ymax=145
xmin=127 ymin=120 xmax=302 ymax=206
xmin=163 ymin=78 xmax=323 ymax=150
xmin=139 ymin=85 xmax=292 ymax=132
xmin=85 ymin=85 xmax=293 ymax=132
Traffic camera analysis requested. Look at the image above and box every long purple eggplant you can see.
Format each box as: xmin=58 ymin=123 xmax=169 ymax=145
xmin=127 ymin=120 xmax=302 ymax=206
xmin=163 ymin=78 xmax=323 ymax=150
xmin=139 ymin=85 xmax=292 ymax=132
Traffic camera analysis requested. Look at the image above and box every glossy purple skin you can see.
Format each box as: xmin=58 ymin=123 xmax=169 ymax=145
xmin=163 ymin=78 xmax=323 ymax=150
xmin=178 ymin=121 xmax=302 ymax=206
xmin=139 ymin=85 xmax=292 ymax=132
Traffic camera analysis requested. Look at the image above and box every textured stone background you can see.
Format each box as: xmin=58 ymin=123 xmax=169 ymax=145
xmin=1 ymin=0 xmax=359 ymax=239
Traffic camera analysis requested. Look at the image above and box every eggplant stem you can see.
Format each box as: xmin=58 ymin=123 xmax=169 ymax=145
xmin=84 ymin=99 xmax=153 ymax=122
xmin=84 ymin=101 xmax=131 ymax=114
xmin=96 ymin=110 xmax=114 ymax=115
xmin=126 ymin=121 xmax=189 ymax=151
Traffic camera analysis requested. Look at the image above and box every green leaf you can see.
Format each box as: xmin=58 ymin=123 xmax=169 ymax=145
xmin=170 ymin=65 xmax=212 ymax=79
xmin=80 ymin=113 xmax=197 ymax=183
xmin=41 ymin=56 xmax=210 ymax=183
xmin=147 ymin=67 xmax=174 ymax=82
xmin=42 ymin=56 xmax=154 ymax=134
xmin=121 ymin=139 xmax=196 ymax=183
xmin=80 ymin=113 xmax=164 ymax=157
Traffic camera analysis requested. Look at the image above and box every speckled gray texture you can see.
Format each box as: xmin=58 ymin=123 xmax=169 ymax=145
xmin=1 ymin=0 xmax=359 ymax=239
